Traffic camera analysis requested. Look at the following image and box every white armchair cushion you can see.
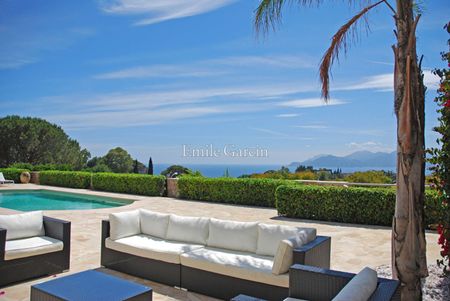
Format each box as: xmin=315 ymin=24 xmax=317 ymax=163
xmin=166 ymin=214 xmax=209 ymax=245
xmin=207 ymin=218 xmax=259 ymax=253
xmin=140 ymin=209 xmax=169 ymax=239
xmin=109 ymin=210 xmax=140 ymax=240
xmin=257 ymin=224 xmax=316 ymax=256
xmin=332 ymin=267 xmax=378 ymax=301
xmin=0 ymin=211 xmax=45 ymax=240
xmin=5 ymin=236 xmax=63 ymax=260
xmin=272 ymin=230 xmax=316 ymax=275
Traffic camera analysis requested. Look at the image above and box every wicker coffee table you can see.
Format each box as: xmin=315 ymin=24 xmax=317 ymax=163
xmin=31 ymin=270 xmax=152 ymax=301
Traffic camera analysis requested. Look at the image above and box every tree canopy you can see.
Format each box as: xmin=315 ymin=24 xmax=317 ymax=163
xmin=0 ymin=115 xmax=90 ymax=169
xmin=103 ymin=147 xmax=134 ymax=173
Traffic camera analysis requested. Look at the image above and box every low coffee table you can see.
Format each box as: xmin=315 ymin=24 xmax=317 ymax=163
xmin=31 ymin=270 xmax=152 ymax=301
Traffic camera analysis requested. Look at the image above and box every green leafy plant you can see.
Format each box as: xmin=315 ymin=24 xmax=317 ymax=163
xmin=427 ymin=23 xmax=450 ymax=273
xmin=178 ymin=177 xmax=291 ymax=207
xmin=92 ymin=173 xmax=165 ymax=196
xmin=0 ymin=168 xmax=29 ymax=183
xmin=39 ymin=171 xmax=92 ymax=189
xmin=276 ymin=185 xmax=440 ymax=227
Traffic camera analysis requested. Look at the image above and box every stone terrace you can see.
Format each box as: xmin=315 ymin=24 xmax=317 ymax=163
xmin=0 ymin=184 xmax=440 ymax=301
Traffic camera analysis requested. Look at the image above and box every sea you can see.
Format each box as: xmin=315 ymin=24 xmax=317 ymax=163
xmin=153 ymin=164 xmax=396 ymax=178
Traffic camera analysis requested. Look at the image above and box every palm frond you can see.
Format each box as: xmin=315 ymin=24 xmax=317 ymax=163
xmin=320 ymin=0 xmax=385 ymax=100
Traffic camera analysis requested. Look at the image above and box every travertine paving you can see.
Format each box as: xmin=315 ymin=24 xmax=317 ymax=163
xmin=0 ymin=184 xmax=440 ymax=301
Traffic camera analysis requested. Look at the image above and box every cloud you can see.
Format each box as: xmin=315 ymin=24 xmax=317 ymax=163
xmin=347 ymin=141 xmax=393 ymax=152
xmin=98 ymin=0 xmax=237 ymax=26
xmin=295 ymin=125 xmax=328 ymax=129
xmin=94 ymin=54 xmax=314 ymax=80
xmin=249 ymin=127 xmax=313 ymax=141
xmin=279 ymin=98 xmax=347 ymax=108
xmin=339 ymin=70 xmax=440 ymax=92
xmin=276 ymin=113 xmax=299 ymax=118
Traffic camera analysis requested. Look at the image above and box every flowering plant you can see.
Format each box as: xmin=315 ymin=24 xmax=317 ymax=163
xmin=428 ymin=22 xmax=450 ymax=274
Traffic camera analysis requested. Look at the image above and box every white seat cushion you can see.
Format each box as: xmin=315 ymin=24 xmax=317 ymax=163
xmin=166 ymin=214 xmax=209 ymax=245
xmin=207 ymin=218 xmax=259 ymax=253
xmin=180 ymin=247 xmax=289 ymax=288
xmin=332 ymin=267 xmax=378 ymax=301
xmin=257 ymin=224 xmax=316 ymax=256
xmin=5 ymin=236 xmax=63 ymax=260
xmin=109 ymin=210 xmax=140 ymax=240
xmin=0 ymin=211 xmax=45 ymax=240
xmin=105 ymin=234 xmax=204 ymax=264
xmin=140 ymin=209 xmax=169 ymax=239
xmin=283 ymin=298 xmax=309 ymax=301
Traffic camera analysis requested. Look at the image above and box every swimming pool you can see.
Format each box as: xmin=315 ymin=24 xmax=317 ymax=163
xmin=0 ymin=190 xmax=132 ymax=211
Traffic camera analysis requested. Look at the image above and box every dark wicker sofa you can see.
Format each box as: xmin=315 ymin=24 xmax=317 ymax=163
xmin=101 ymin=219 xmax=331 ymax=301
xmin=288 ymin=264 xmax=400 ymax=301
xmin=0 ymin=216 xmax=71 ymax=287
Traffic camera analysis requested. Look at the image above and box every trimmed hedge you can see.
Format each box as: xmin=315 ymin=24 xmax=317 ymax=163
xmin=92 ymin=173 xmax=165 ymax=196
xmin=39 ymin=171 xmax=92 ymax=189
xmin=276 ymin=185 xmax=441 ymax=227
xmin=178 ymin=177 xmax=290 ymax=207
xmin=0 ymin=168 xmax=29 ymax=183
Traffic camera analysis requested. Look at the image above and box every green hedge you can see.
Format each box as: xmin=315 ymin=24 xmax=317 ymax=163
xmin=92 ymin=173 xmax=165 ymax=196
xmin=39 ymin=171 xmax=92 ymax=189
xmin=276 ymin=185 xmax=441 ymax=227
xmin=0 ymin=168 xmax=29 ymax=183
xmin=178 ymin=177 xmax=291 ymax=207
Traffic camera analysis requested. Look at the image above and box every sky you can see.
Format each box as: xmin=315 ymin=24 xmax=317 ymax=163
xmin=0 ymin=0 xmax=449 ymax=165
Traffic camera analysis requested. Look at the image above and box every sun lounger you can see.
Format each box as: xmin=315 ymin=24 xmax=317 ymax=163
xmin=0 ymin=172 xmax=14 ymax=184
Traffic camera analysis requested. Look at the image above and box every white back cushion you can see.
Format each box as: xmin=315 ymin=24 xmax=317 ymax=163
xmin=332 ymin=267 xmax=378 ymax=301
xmin=207 ymin=218 xmax=259 ymax=253
xmin=257 ymin=224 xmax=316 ymax=256
xmin=140 ymin=209 xmax=169 ymax=239
xmin=109 ymin=210 xmax=140 ymax=240
xmin=166 ymin=214 xmax=209 ymax=245
xmin=0 ymin=211 xmax=45 ymax=240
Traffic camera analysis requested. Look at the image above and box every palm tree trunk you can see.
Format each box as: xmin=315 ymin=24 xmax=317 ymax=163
xmin=392 ymin=1 xmax=428 ymax=300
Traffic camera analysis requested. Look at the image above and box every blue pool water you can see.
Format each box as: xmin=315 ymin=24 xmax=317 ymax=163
xmin=0 ymin=190 xmax=132 ymax=211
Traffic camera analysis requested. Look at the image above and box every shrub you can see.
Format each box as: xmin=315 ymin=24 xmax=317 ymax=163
xmin=0 ymin=168 xmax=29 ymax=183
xmin=92 ymin=173 xmax=165 ymax=196
xmin=9 ymin=163 xmax=73 ymax=171
xmin=276 ymin=185 xmax=440 ymax=227
xmin=39 ymin=171 xmax=91 ymax=189
xmin=178 ymin=177 xmax=291 ymax=207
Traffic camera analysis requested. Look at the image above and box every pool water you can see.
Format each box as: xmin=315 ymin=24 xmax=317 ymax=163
xmin=0 ymin=190 xmax=132 ymax=211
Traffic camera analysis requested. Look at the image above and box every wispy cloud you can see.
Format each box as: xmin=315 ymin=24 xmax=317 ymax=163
xmin=99 ymin=0 xmax=237 ymax=26
xmin=94 ymin=54 xmax=314 ymax=79
xmin=347 ymin=141 xmax=394 ymax=152
xmin=294 ymin=125 xmax=328 ymax=129
xmin=249 ymin=127 xmax=313 ymax=141
xmin=338 ymin=70 xmax=440 ymax=92
xmin=279 ymin=98 xmax=347 ymax=108
xmin=276 ymin=113 xmax=300 ymax=118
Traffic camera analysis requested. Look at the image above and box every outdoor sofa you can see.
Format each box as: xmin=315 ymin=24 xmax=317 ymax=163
xmin=286 ymin=264 xmax=400 ymax=301
xmin=101 ymin=209 xmax=331 ymax=300
xmin=0 ymin=211 xmax=71 ymax=287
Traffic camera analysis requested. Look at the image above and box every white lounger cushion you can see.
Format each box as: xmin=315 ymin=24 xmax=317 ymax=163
xmin=207 ymin=218 xmax=259 ymax=253
xmin=166 ymin=215 xmax=210 ymax=245
xmin=181 ymin=247 xmax=289 ymax=288
xmin=5 ymin=236 xmax=63 ymax=260
xmin=140 ymin=209 xmax=169 ymax=239
xmin=105 ymin=234 xmax=204 ymax=264
xmin=0 ymin=211 xmax=45 ymax=240
xmin=109 ymin=210 xmax=140 ymax=240
xmin=332 ymin=267 xmax=378 ymax=301
xmin=257 ymin=224 xmax=316 ymax=256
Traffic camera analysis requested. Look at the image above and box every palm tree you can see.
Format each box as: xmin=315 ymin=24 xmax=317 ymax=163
xmin=254 ymin=1 xmax=427 ymax=299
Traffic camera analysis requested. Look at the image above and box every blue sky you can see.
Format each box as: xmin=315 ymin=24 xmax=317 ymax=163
xmin=1 ymin=0 xmax=449 ymax=165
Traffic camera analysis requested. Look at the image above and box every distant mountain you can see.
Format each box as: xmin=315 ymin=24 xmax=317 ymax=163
xmin=289 ymin=151 xmax=396 ymax=169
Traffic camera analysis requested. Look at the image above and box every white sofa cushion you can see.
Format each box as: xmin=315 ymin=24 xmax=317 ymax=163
xmin=109 ymin=210 xmax=140 ymax=240
xmin=207 ymin=218 xmax=259 ymax=253
xmin=257 ymin=224 xmax=316 ymax=256
xmin=105 ymin=234 xmax=204 ymax=264
xmin=0 ymin=211 xmax=45 ymax=240
xmin=283 ymin=298 xmax=309 ymax=301
xmin=181 ymin=247 xmax=289 ymax=288
xmin=166 ymin=214 xmax=209 ymax=245
xmin=332 ymin=267 xmax=378 ymax=301
xmin=5 ymin=236 xmax=63 ymax=260
xmin=140 ymin=209 xmax=169 ymax=239
xmin=272 ymin=229 xmax=316 ymax=275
